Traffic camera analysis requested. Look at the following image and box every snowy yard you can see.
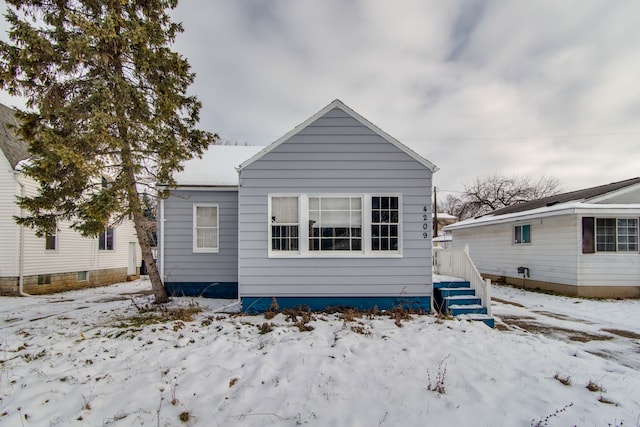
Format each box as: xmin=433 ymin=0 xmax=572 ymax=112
xmin=1 ymin=279 xmax=639 ymax=427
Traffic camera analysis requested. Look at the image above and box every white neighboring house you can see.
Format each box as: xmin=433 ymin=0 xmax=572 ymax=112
xmin=0 ymin=103 xmax=142 ymax=296
xmin=443 ymin=178 xmax=640 ymax=298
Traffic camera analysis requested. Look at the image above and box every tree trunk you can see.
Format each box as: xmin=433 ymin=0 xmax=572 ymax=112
xmin=131 ymin=198 xmax=168 ymax=303
xmin=123 ymin=159 xmax=169 ymax=303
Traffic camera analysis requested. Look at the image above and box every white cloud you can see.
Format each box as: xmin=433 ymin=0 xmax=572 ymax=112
xmin=2 ymin=0 xmax=638 ymax=193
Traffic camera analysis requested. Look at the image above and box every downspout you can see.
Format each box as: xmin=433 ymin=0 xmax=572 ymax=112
xmin=13 ymin=170 xmax=31 ymax=296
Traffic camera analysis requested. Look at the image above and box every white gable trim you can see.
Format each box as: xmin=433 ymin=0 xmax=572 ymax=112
xmin=587 ymin=182 xmax=640 ymax=204
xmin=237 ymin=99 xmax=438 ymax=172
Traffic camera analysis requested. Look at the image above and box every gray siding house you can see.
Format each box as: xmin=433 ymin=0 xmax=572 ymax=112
xmin=159 ymin=100 xmax=438 ymax=311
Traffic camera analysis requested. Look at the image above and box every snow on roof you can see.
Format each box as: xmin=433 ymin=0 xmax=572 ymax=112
xmin=172 ymin=145 xmax=265 ymax=186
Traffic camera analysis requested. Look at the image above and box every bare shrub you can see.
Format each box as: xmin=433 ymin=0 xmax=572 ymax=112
xmin=427 ymin=355 xmax=450 ymax=394
xmin=553 ymin=373 xmax=571 ymax=386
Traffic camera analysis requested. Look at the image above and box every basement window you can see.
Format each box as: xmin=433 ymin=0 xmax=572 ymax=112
xmin=38 ymin=274 xmax=51 ymax=285
xmin=77 ymin=271 xmax=88 ymax=282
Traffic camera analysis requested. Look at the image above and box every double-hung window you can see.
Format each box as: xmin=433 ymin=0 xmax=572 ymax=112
xmin=596 ymin=218 xmax=638 ymax=252
xmin=271 ymin=196 xmax=299 ymax=251
xmin=371 ymin=196 xmax=399 ymax=251
xmin=269 ymin=194 xmax=402 ymax=257
xmin=99 ymin=227 xmax=114 ymax=251
xmin=193 ymin=204 xmax=219 ymax=253
xmin=514 ymin=224 xmax=531 ymax=244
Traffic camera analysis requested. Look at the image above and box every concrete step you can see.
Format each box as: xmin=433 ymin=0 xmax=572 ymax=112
xmin=438 ymin=288 xmax=476 ymax=298
xmin=448 ymin=304 xmax=488 ymax=316
xmin=455 ymin=313 xmax=495 ymax=328
xmin=443 ymin=295 xmax=481 ymax=309
xmin=433 ymin=281 xmax=471 ymax=289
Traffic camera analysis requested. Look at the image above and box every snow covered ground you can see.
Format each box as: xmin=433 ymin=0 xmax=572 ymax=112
xmin=1 ymin=279 xmax=639 ymax=427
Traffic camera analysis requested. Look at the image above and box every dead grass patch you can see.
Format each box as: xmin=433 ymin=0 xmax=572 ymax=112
xmin=601 ymin=328 xmax=640 ymax=339
xmin=116 ymin=301 xmax=203 ymax=328
xmin=553 ymin=373 xmax=572 ymax=386
xmin=492 ymin=298 xmax=525 ymax=308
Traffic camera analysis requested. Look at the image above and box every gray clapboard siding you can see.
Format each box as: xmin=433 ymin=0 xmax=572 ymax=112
xmin=238 ymin=106 xmax=433 ymax=298
xmin=162 ymin=189 xmax=238 ymax=283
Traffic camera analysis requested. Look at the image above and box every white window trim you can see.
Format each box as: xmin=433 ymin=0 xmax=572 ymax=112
xmin=268 ymin=193 xmax=403 ymax=258
xmin=193 ymin=203 xmax=219 ymax=253
xmin=595 ymin=217 xmax=638 ymax=253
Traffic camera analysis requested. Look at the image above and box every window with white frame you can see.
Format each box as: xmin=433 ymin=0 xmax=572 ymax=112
xmin=271 ymin=196 xmax=299 ymax=251
xmin=269 ymin=194 xmax=402 ymax=256
xmin=371 ymin=196 xmax=399 ymax=251
xmin=99 ymin=227 xmax=114 ymax=250
xmin=193 ymin=204 xmax=219 ymax=252
xmin=596 ymin=218 xmax=638 ymax=252
xmin=514 ymin=224 xmax=531 ymax=244
xmin=309 ymin=196 xmax=362 ymax=251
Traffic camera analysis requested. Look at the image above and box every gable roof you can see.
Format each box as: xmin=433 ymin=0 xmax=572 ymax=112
xmin=445 ymin=177 xmax=640 ymax=231
xmin=237 ymin=99 xmax=438 ymax=172
xmin=486 ymin=177 xmax=640 ymax=217
xmin=0 ymin=103 xmax=30 ymax=169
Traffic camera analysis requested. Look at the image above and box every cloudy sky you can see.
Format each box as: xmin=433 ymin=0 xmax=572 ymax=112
xmin=1 ymin=0 xmax=639 ymax=195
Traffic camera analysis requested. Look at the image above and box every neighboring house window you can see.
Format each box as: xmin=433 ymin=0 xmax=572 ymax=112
xmin=309 ymin=196 xmax=362 ymax=251
xmin=371 ymin=196 xmax=399 ymax=251
xmin=99 ymin=227 xmax=114 ymax=251
xmin=271 ymin=196 xmax=299 ymax=251
xmin=617 ymin=219 xmax=639 ymax=252
xmin=269 ymin=194 xmax=402 ymax=256
xmin=45 ymin=231 xmax=57 ymax=250
xmin=596 ymin=218 xmax=638 ymax=252
xmin=514 ymin=224 xmax=531 ymax=244
xmin=193 ymin=204 xmax=219 ymax=252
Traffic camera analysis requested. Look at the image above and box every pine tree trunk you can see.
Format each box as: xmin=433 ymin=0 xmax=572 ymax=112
xmin=131 ymin=200 xmax=168 ymax=303
xmin=123 ymin=157 xmax=168 ymax=303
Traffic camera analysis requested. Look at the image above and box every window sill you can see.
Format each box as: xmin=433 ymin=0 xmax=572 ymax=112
xmin=193 ymin=250 xmax=220 ymax=254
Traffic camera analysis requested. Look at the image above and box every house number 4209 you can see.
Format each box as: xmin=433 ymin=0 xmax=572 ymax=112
xmin=422 ymin=206 xmax=429 ymax=239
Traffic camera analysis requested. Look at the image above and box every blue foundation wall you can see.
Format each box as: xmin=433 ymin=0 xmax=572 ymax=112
xmin=164 ymin=282 xmax=238 ymax=299
xmin=242 ymin=296 xmax=431 ymax=313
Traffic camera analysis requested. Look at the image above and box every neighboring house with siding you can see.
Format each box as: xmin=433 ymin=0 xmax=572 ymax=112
xmin=0 ymin=103 xmax=142 ymax=296
xmin=443 ymin=177 xmax=640 ymax=297
xmin=158 ymin=99 xmax=438 ymax=311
